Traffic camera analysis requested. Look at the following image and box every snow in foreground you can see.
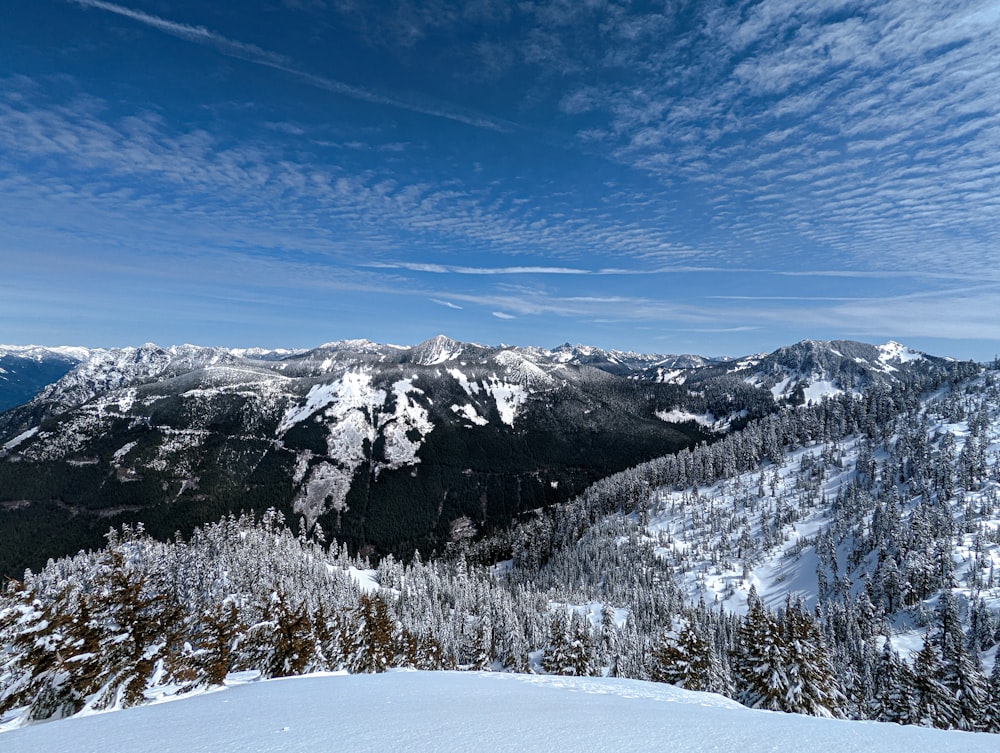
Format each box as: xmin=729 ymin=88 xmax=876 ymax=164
xmin=3 ymin=671 xmax=996 ymax=753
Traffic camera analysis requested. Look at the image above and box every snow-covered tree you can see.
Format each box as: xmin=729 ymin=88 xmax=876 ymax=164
xmin=779 ymin=599 xmax=845 ymax=718
xmin=733 ymin=589 xmax=788 ymax=712
xmin=650 ymin=618 xmax=727 ymax=694
xmin=346 ymin=593 xmax=395 ymax=674
xmin=910 ymin=635 xmax=960 ymax=729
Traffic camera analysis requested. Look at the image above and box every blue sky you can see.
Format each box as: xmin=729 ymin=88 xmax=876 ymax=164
xmin=2 ymin=1 xmax=999 ymax=359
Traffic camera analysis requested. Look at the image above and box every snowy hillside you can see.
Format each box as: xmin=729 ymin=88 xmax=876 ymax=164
xmin=0 ymin=345 xmax=91 ymax=412
xmin=642 ymin=369 xmax=1000 ymax=649
xmin=3 ymin=671 xmax=996 ymax=753
xmin=0 ymin=335 xmax=718 ymax=577
xmin=0 ymin=336 xmax=992 ymax=734
xmin=4 ymin=366 xmax=1000 ymax=736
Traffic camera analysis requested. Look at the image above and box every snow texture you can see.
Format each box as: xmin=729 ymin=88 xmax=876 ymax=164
xmin=2 ymin=671 xmax=995 ymax=753
xmin=483 ymin=379 xmax=528 ymax=426
xmin=446 ymin=368 xmax=528 ymax=426
xmin=451 ymin=403 xmax=489 ymax=426
xmin=646 ymin=372 xmax=1000 ymax=662
xmin=0 ymin=345 xmax=92 ymax=362
xmin=879 ymin=340 xmax=925 ymax=366
xmin=281 ymin=372 xmax=433 ymax=525
xmin=1 ymin=427 xmax=38 ymax=452
xmin=656 ymin=409 xmax=715 ymax=428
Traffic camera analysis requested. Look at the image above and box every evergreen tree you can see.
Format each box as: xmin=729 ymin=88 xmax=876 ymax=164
xmin=937 ymin=591 xmax=989 ymax=730
xmin=985 ymin=658 xmax=1000 ymax=733
xmin=0 ymin=585 xmax=100 ymax=721
xmin=779 ymin=599 xmax=845 ymax=718
xmin=462 ymin=622 xmax=492 ymax=671
xmin=733 ymin=589 xmax=789 ymax=712
xmin=242 ymin=591 xmax=317 ymax=678
xmin=871 ymin=639 xmax=915 ymax=725
xmin=82 ymin=549 xmax=186 ymax=710
xmin=346 ymin=593 xmax=395 ymax=674
xmin=911 ymin=635 xmax=960 ymax=729
xmin=541 ymin=612 xmax=574 ymax=676
xmin=650 ymin=620 xmax=724 ymax=694
xmin=192 ymin=599 xmax=242 ymax=686
xmin=567 ymin=612 xmax=597 ymax=677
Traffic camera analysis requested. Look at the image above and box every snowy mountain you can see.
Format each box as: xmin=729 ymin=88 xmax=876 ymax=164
xmin=0 ymin=345 xmax=92 ymax=412
xmin=0 ymin=336 xmax=972 ymax=578
xmin=2 ymin=352 xmax=999 ymax=736
xmin=651 ymin=338 xmax=953 ymax=403
xmin=3 ymin=671 xmax=996 ymax=753
xmin=0 ymin=335 xmax=711 ymax=577
xmin=0 ymin=350 xmax=995 ymax=741
xmin=545 ymin=341 xmax=712 ymax=375
xmin=485 ymin=362 xmax=1000 ymax=728
xmin=626 ymin=366 xmax=1000 ymax=681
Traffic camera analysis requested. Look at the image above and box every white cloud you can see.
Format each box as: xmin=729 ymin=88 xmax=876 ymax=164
xmin=0 ymin=81 xmax=712 ymax=268
xmin=548 ymin=0 xmax=1000 ymax=278
xmin=365 ymin=261 xmax=638 ymax=276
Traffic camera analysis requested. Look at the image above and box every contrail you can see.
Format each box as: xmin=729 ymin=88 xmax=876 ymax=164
xmin=67 ymin=0 xmax=514 ymax=132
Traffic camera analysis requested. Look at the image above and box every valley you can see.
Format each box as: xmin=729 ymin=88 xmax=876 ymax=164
xmin=2 ymin=335 xmax=998 ymax=735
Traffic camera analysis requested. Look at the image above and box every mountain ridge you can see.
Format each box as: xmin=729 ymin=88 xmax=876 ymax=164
xmin=0 ymin=335 xmax=972 ymax=577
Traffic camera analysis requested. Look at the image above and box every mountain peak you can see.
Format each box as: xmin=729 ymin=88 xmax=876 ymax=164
xmin=410 ymin=335 xmax=468 ymax=365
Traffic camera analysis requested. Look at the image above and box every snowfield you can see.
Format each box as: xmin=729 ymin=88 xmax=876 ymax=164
xmin=3 ymin=671 xmax=996 ymax=753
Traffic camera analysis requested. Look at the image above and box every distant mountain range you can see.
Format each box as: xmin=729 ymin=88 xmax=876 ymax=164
xmin=0 ymin=336 xmax=967 ymax=576
xmin=0 ymin=345 xmax=92 ymax=412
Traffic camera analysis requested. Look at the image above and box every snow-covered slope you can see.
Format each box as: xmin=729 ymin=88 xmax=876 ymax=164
xmin=2 ymin=671 xmax=994 ymax=753
xmin=31 ymin=343 xmax=243 ymax=410
xmin=0 ymin=334 xmax=973 ymax=578
xmin=732 ymin=339 xmax=939 ymax=403
xmin=0 ymin=345 xmax=92 ymax=362
xmin=0 ymin=346 xmax=92 ymax=412
xmin=0 ymin=336 xmax=710 ymax=577
xmin=638 ymin=368 xmax=1000 ymax=662
xmin=649 ymin=339 xmax=949 ymax=405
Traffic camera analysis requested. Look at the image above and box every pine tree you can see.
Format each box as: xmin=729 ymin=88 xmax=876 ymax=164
xmin=871 ymin=638 xmax=915 ymax=724
xmin=937 ymin=591 xmax=988 ymax=730
xmin=598 ymin=603 xmax=618 ymax=667
xmin=541 ymin=612 xmax=574 ymax=676
xmin=651 ymin=620 xmax=724 ymax=693
xmin=83 ymin=550 xmax=186 ymax=710
xmin=412 ymin=631 xmax=447 ymax=670
xmin=985 ymin=658 xmax=1000 ymax=733
xmin=0 ymin=585 xmax=100 ymax=721
xmin=266 ymin=591 xmax=317 ymax=678
xmin=567 ymin=612 xmax=596 ymax=677
xmin=192 ymin=600 xmax=242 ymax=686
xmin=310 ymin=604 xmax=337 ymax=671
xmin=733 ymin=589 xmax=789 ymax=712
xmin=779 ymin=599 xmax=845 ymax=718
xmin=462 ymin=622 xmax=492 ymax=671
xmin=911 ymin=635 xmax=960 ymax=729
xmin=345 ymin=593 xmax=395 ymax=674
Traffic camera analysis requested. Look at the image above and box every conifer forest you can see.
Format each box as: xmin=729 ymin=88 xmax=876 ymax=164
xmin=4 ymin=361 xmax=1000 ymax=733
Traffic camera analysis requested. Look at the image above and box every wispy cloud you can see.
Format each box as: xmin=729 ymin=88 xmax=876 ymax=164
xmin=364 ymin=261 xmax=636 ymax=275
xmin=491 ymin=311 xmax=516 ymax=320
xmin=548 ymin=0 xmax=1000 ymax=278
xmin=67 ymin=0 xmax=514 ymax=132
xmin=673 ymin=326 xmax=760 ymax=334
xmin=0 ymin=80 xmax=708 ymax=267
xmin=430 ymin=298 xmax=462 ymax=310
xmin=709 ymin=295 xmax=870 ymax=302
xmin=68 ymin=0 xmax=289 ymax=65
